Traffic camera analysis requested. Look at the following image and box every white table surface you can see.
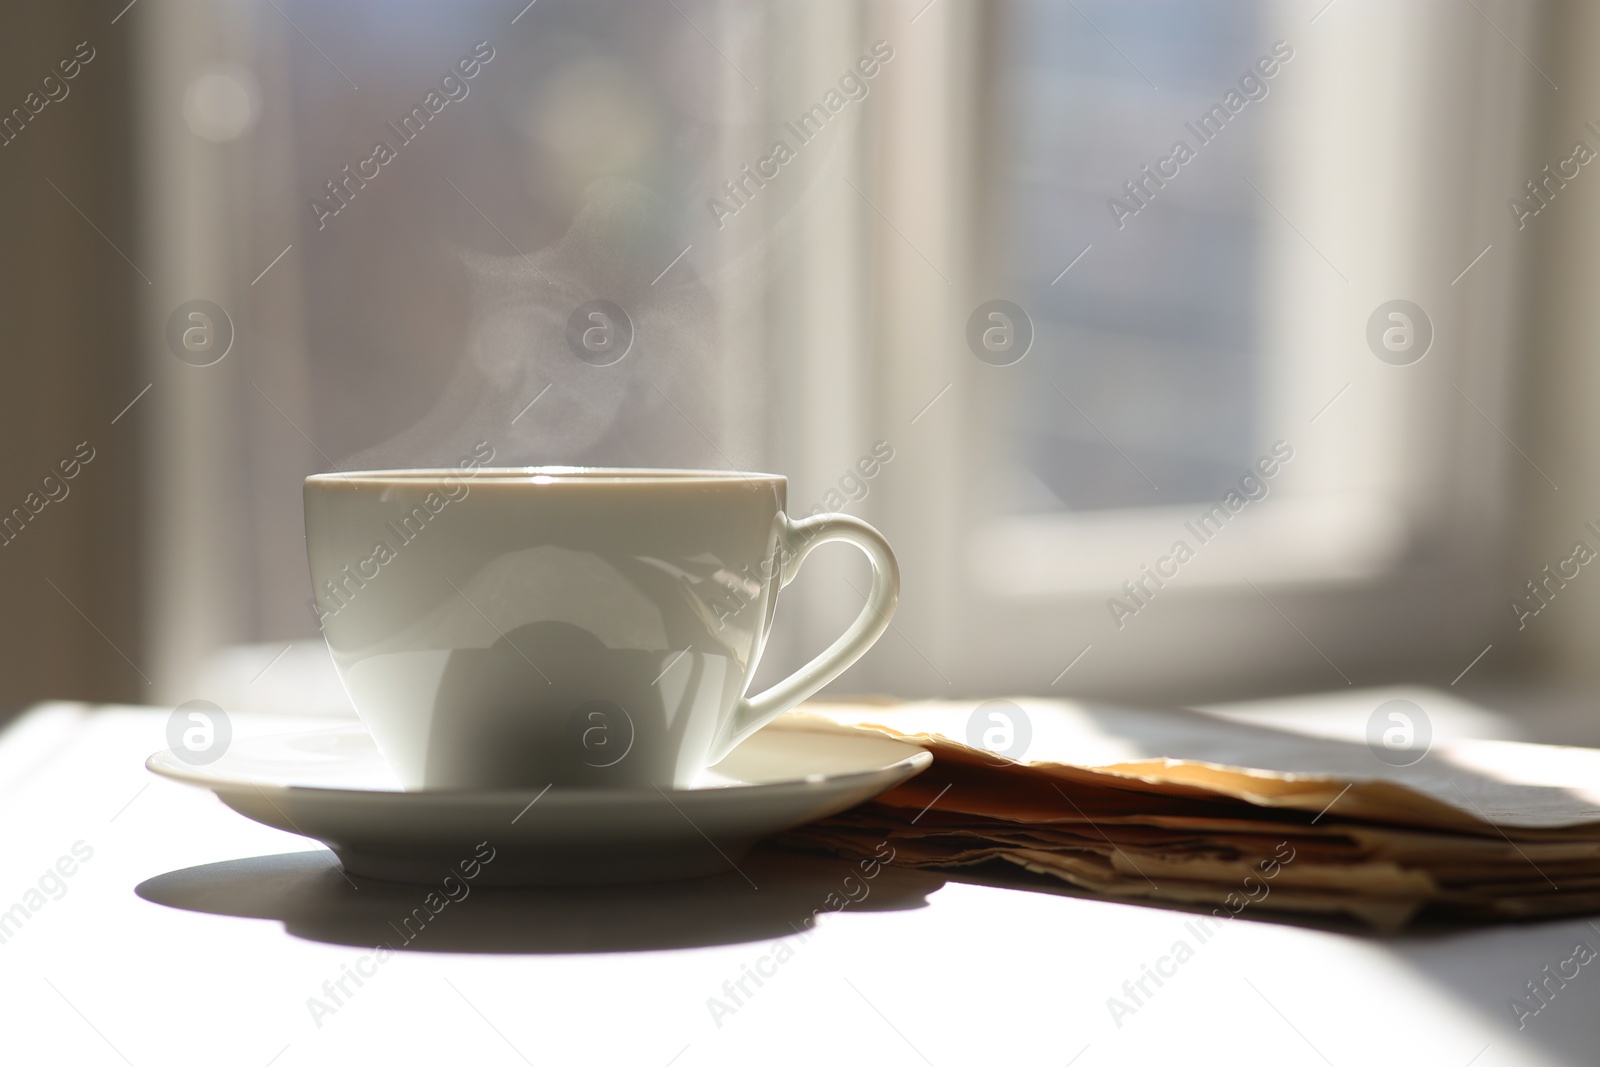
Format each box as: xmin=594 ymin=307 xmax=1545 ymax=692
xmin=1 ymin=696 xmax=1597 ymax=1067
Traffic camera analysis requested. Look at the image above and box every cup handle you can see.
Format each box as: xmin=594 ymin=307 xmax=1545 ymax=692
xmin=710 ymin=511 xmax=900 ymax=762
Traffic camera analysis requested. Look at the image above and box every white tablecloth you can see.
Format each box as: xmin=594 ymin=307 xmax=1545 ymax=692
xmin=0 ymin=700 xmax=1595 ymax=1066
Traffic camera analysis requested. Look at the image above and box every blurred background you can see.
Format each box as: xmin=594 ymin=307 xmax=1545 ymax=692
xmin=2 ymin=0 xmax=1596 ymax=735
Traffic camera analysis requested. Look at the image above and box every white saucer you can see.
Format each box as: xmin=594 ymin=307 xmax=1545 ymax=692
xmin=146 ymin=720 xmax=930 ymax=886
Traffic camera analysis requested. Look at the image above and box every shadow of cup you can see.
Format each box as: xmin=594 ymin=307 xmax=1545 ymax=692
xmin=135 ymin=843 xmax=946 ymax=954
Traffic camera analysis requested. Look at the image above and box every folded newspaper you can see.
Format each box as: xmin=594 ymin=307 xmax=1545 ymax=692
xmin=771 ymin=699 xmax=1600 ymax=929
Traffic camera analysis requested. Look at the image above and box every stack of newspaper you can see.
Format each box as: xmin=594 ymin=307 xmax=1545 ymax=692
xmin=773 ymin=699 xmax=1600 ymax=929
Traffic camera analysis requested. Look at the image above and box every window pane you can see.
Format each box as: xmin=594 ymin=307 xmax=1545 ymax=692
xmin=998 ymin=0 xmax=1264 ymax=512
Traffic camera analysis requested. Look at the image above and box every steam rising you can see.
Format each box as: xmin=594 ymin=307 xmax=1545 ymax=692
xmin=342 ymin=176 xmax=718 ymax=471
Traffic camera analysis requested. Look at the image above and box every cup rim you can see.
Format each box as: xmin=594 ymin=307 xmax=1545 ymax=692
xmin=305 ymin=466 xmax=784 ymax=486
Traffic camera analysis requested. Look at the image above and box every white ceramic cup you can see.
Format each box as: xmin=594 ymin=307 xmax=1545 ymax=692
xmin=304 ymin=467 xmax=898 ymax=790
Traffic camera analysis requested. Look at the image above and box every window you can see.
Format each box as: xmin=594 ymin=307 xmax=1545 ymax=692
xmin=141 ymin=0 xmax=1541 ymax=706
xmin=825 ymin=0 xmax=1537 ymax=701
